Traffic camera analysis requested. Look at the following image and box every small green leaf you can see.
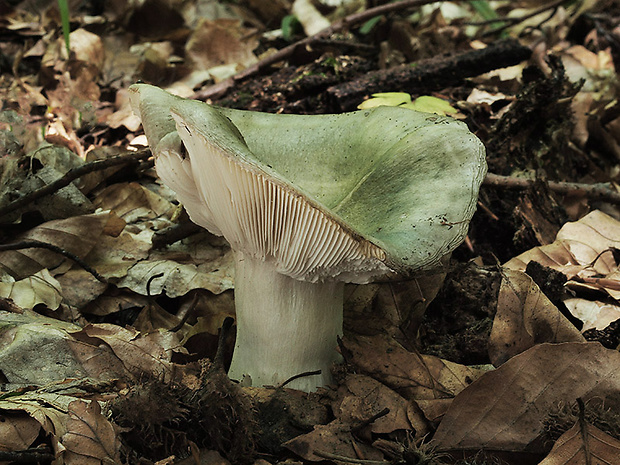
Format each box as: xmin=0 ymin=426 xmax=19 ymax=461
xmin=57 ymin=0 xmax=71 ymax=56
xmin=402 ymin=95 xmax=458 ymax=116
xmin=358 ymin=92 xmax=411 ymax=109
xmin=281 ymin=15 xmax=302 ymax=41
xmin=468 ymin=0 xmax=498 ymax=21
xmin=359 ymin=15 xmax=383 ymax=35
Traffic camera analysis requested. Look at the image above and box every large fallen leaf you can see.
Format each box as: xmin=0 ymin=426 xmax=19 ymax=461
xmin=0 ymin=268 xmax=62 ymax=310
xmin=55 ymin=269 xmax=108 ymax=309
xmin=342 ymin=334 xmax=485 ymax=400
xmin=92 ymin=181 xmax=175 ymax=223
xmin=335 ymin=374 xmax=412 ymax=434
xmin=185 ymin=18 xmax=258 ymax=73
xmin=0 ymin=211 xmax=124 ymax=280
xmin=61 ymin=399 xmax=121 ymax=465
xmin=489 ymin=269 xmax=584 ymax=365
xmin=433 ymin=342 xmax=620 ymax=454
xmin=539 ymin=421 xmax=620 ymax=465
xmin=345 ymin=271 xmax=445 ymax=341
xmin=83 ymin=228 xmax=153 ymax=280
xmin=0 ymin=311 xmax=130 ymax=384
xmin=73 ymin=324 xmax=187 ymax=382
xmin=0 ymin=390 xmax=78 ymax=456
xmin=117 ymin=255 xmax=234 ymax=297
xmin=284 ymin=421 xmax=383 ymax=463
xmin=0 ymin=411 xmax=41 ymax=451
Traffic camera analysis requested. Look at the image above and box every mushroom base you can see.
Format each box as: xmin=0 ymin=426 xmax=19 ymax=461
xmin=229 ymin=252 xmax=344 ymax=392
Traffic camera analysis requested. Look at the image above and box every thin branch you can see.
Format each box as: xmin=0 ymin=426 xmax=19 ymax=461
xmin=0 ymin=448 xmax=55 ymax=463
xmin=0 ymin=240 xmax=107 ymax=283
xmin=483 ymin=173 xmax=620 ymax=204
xmin=313 ymin=450 xmax=387 ymax=464
xmin=351 ymin=407 xmax=390 ymax=433
xmin=277 ymin=369 xmax=322 ymax=389
xmin=0 ymin=149 xmax=152 ymax=220
xmin=194 ymin=0 xmax=441 ymax=99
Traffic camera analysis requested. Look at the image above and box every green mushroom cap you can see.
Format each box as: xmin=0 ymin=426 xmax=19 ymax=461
xmin=130 ymin=84 xmax=486 ymax=283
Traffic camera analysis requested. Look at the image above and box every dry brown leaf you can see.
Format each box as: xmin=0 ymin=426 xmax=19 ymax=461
xmin=414 ymin=398 xmax=453 ymax=426
xmin=345 ymin=271 xmax=445 ymax=342
xmin=489 ymin=269 xmax=584 ymax=365
xmin=0 ymin=411 xmax=41 ymax=451
xmin=61 ymin=399 xmax=121 ymax=465
xmin=80 ymin=292 xmax=149 ymax=317
xmin=539 ymin=421 xmax=620 ymax=465
xmin=335 ymin=374 xmax=413 ymax=434
xmin=0 ymin=311 xmax=130 ymax=384
xmin=117 ymin=254 xmax=234 ymax=298
xmin=292 ymin=0 xmax=331 ymax=36
xmin=75 ymin=324 xmax=186 ymax=381
xmin=564 ymin=298 xmax=620 ymax=332
xmin=0 ymin=269 xmax=63 ymax=310
xmin=342 ymin=333 xmax=484 ymax=400
xmin=68 ymin=29 xmax=105 ymax=73
xmin=433 ymin=342 xmax=620 ymax=454
xmin=0 ymin=391 xmax=79 ymax=454
xmin=55 ymin=269 xmax=108 ymax=309
xmin=505 ymin=210 xmax=620 ymax=280
xmin=83 ymin=229 xmax=152 ymax=280
xmin=92 ymin=182 xmax=175 ymax=223
xmin=0 ymin=211 xmax=122 ymax=280
xmin=185 ymin=18 xmax=258 ymax=75
xmin=284 ymin=421 xmax=383 ymax=463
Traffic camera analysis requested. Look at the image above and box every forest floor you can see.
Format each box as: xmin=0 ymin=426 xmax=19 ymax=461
xmin=1 ymin=1 xmax=620 ymax=464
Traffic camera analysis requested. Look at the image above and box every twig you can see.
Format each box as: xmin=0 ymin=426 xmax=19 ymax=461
xmin=313 ymin=450 xmax=387 ymax=464
xmin=0 ymin=149 xmax=152 ymax=220
xmin=0 ymin=240 xmax=107 ymax=283
xmin=151 ymin=221 xmax=205 ymax=249
xmin=0 ymin=448 xmax=55 ymax=463
xmin=194 ymin=0 xmax=441 ymax=99
xmin=351 ymin=407 xmax=390 ymax=433
xmin=277 ymin=369 xmax=322 ymax=389
xmin=483 ymin=172 xmax=620 ymax=204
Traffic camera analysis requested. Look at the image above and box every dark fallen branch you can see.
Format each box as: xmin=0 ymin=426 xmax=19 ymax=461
xmin=327 ymin=38 xmax=532 ymax=111
xmin=0 ymin=448 xmax=55 ymax=464
xmin=277 ymin=369 xmax=323 ymax=389
xmin=483 ymin=173 xmax=620 ymax=204
xmin=0 ymin=149 xmax=152 ymax=221
xmin=194 ymin=0 xmax=441 ymax=100
xmin=151 ymin=220 xmax=204 ymax=249
xmin=0 ymin=240 xmax=107 ymax=283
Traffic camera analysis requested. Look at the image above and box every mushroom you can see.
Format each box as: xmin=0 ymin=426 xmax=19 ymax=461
xmin=129 ymin=84 xmax=487 ymax=392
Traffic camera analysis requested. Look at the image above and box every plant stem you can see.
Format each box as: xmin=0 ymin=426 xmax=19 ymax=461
xmin=229 ymin=252 xmax=344 ymax=392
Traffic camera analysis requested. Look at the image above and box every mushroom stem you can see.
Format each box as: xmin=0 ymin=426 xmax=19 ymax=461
xmin=229 ymin=252 xmax=344 ymax=392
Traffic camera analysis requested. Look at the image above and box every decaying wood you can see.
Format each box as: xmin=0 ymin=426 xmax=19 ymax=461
xmin=194 ymin=0 xmax=442 ymax=100
xmin=484 ymin=173 xmax=620 ymax=205
xmin=328 ymin=39 xmax=532 ymax=111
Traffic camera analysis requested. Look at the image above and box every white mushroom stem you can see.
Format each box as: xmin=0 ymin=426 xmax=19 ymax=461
xmin=229 ymin=252 xmax=344 ymax=392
